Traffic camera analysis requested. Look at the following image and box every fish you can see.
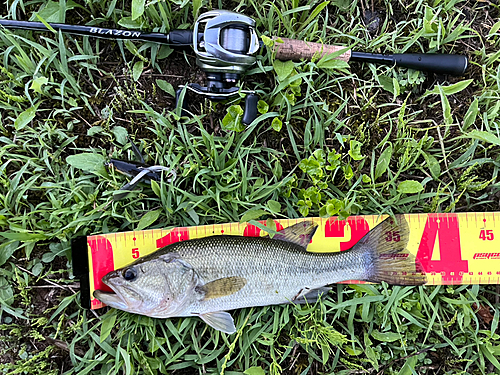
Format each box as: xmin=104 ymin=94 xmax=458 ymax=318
xmin=94 ymin=215 xmax=426 ymax=334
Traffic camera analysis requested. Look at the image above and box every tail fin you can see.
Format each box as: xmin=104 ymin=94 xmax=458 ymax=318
xmin=353 ymin=215 xmax=427 ymax=285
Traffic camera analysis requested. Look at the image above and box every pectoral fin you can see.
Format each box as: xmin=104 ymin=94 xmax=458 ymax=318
xmin=200 ymin=276 xmax=247 ymax=300
xmin=198 ymin=311 xmax=236 ymax=334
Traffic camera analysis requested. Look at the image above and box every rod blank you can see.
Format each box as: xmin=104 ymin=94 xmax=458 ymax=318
xmin=0 ymin=19 xmax=194 ymax=46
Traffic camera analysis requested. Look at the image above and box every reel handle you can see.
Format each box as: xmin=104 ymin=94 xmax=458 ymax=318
xmin=174 ymin=85 xmax=259 ymax=127
xmin=242 ymin=93 xmax=259 ymax=126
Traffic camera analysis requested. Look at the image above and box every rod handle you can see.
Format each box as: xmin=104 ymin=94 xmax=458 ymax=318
xmin=272 ymin=37 xmax=351 ymax=62
xmin=393 ymin=53 xmax=468 ymax=76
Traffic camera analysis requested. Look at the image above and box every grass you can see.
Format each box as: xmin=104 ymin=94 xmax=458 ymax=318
xmin=1 ymin=0 xmax=500 ymax=373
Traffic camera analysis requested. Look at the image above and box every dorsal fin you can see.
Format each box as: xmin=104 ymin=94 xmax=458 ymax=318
xmin=265 ymin=221 xmax=318 ymax=249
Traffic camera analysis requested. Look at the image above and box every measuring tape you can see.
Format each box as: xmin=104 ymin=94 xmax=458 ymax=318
xmin=71 ymin=213 xmax=500 ymax=310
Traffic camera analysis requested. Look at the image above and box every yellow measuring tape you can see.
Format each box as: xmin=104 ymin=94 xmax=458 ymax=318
xmin=80 ymin=213 xmax=500 ymax=310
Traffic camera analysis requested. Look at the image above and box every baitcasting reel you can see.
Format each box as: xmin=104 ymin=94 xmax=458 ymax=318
xmin=174 ymin=10 xmax=261 ymax=125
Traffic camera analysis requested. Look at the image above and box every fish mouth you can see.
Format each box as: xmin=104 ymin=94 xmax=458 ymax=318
xmin=93 ymin=288 xmax=129 ymax=310
xmin=93 ymin=276 xmax=135 ymax=310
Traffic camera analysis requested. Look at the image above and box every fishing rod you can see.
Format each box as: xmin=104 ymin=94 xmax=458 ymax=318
xmin=0 ymin=10 xmax=468 ymax=124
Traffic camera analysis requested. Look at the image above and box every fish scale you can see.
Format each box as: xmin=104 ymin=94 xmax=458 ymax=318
xmin=159 ymin=235 xmax=369 ymax=314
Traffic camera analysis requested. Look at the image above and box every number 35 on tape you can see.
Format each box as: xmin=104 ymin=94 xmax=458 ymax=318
xmin=72 ymin=213 xmax=500 ymax=310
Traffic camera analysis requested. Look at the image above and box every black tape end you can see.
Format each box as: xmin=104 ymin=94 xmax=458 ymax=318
xmin=71 ymin=236 xmax=91 ymax=309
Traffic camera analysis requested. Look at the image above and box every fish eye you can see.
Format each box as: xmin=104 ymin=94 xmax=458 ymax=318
xmin=122 ymin=267 xmax=137 ymax=281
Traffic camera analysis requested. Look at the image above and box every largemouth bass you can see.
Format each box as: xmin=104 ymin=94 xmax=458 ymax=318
xmin=94 ymin=215 xmax=426 ymax=333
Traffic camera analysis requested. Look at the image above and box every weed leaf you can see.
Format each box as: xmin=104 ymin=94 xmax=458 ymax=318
xmin=30 ymin=77 xmax=49 ymax=94
xmin=397 ymin=180 xmax=424 ymax=194
xmin=118 ymin=346 xmax=132 ymax=375
xmin=100 ymin=313 xmax=117 ymax=343
xmin=14 ymin=106 xmax=37 ymax=131
xmin=480 ymin=344 xmax=500 ymax=371
xmin=397 ymin=354 xmax=418 ymax=375
xmin=244 ymin=366 xmax=266 ymax=375
xmin=131 ymin=0 xmax=145 ymax=20
xmin=192 ymin=0 xmax=202 ymax=19
xmin=378 ymin=75 xmax=394 ymax=94
xmin=463 ymin=98 xmax=478 ymax=131
xmin=489 ymin=20 xmax=500 ymax=37
xmin=0 ymin=232 xmax=47 ymax=241
xmin=133 ymin=61 xmax=143 ymax=81
xmin=299 ymin=1 xmax=329 ymax=32
xmin=66 ymin=153 xmax=107 ymax=175
xmin=317 ymin=57 xmax=350 ymax=70
xmin=151 ymin=180 xmax=161 ymax=197
xmin=137 ymin=209 xmax=162 ymax=230
xmin=266 ymin=200 xmax=281 ymax=213
xmin=257 ymin=100 xmax=269 ymax=114
xmin=0 ymin=277 xmax=14 ymax=304
xmin=118 ymin=17 xmax=142 ymax=28
xmin=0 ymin=241 xmax=19 ymax=267
xmin=112 ymin=126 xmax=128 ymax=145
xmin=371 ymin=330 xmax=402 ymax=342
xmin=156 ymin=79 xmax=176 ymax=97
xmin=49 ymin=294 xmax=76 ymax=323
xmin=222 ymin=105 xmax=245 ymax=132
xmin=348 ymin=140 xmax=364 ymax=161
xmin=271 ymin=117 xmax=283 ymax=131
xmin=422 ymin=79 xmax=473 ymax=98
xmin=273 ymin=60 xmax=294 ymax=81
xmin=392 ymin=77 xmax=400 ymax=98
xmin=438 ymin=85 xmax=453 ymax=125
xmin=375 ymin=145 xmax=392 ymax=180
xmin=240 ymin=208 xmax=267 ymax=223
xmin=461 ymin=130 xmax=500 ymax=146
xmin=87 ymin=126 xmax=103 ymax=136
xmin=424 ymin=153 xmax=441 ymax=180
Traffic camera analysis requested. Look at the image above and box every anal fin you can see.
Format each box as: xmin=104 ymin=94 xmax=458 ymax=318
xmin=293 ymin=287 xmax=331 ymax=304
xmin=198 ymin=311 xmax=236 ymax=334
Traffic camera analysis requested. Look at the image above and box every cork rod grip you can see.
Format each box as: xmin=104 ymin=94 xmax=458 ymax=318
xmin=273 ymin=38 xmax=351 ymax=62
